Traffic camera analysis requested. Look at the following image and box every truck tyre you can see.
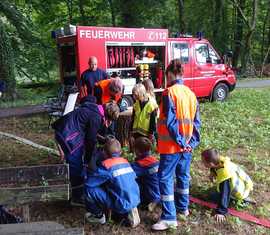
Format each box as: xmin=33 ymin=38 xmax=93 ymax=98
xmin=212 ymin=83 xmax=229 ymax=102
xmin=121 ymin=95 xmax=134 ymax=109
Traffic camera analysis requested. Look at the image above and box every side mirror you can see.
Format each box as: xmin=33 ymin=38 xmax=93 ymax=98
xmin=223 ymin=50 xmax=233 ymax=66
xmin=226 ymin=50 xmax=233 ymax=58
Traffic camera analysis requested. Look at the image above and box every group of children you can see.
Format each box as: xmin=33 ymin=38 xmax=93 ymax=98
xmin=81 ymin=78 xmax=254 ymax=227
xmin=83 ymin=138 xmax=254 ymax=227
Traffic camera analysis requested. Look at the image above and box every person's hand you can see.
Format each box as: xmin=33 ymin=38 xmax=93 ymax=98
xmin=209 ymin=172 xmax=215 ymax=182
xmin=183 ymin=145 xmax=192 ymax=152
xmin=148 ymin=134 xmax=154 ymax=142
xmin=129 ymin=136 xmax=135 ymax=153
xmin=214 ymin=214 xmax=226 ymax=223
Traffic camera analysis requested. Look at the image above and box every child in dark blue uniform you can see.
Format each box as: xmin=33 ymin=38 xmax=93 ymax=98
xmin=84 ymin=138 xmax=140 ymax=227
xmin=52 ymin=96 xmax=120 ymax=205
xmin=131 ymin=137 xmax=160 ymax=211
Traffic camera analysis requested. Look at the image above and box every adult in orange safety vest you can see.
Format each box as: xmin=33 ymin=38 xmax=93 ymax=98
xmin=152 ymin=59 xmax=201 ymax=231
xmin=93 ymin=77 xmax=123 ymax=105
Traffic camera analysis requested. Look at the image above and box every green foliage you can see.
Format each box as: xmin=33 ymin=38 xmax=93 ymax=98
xmin=0 ymin=84 xmax=59 ymax=108
xmin=0 ymin=18 xmax=16 ymax=97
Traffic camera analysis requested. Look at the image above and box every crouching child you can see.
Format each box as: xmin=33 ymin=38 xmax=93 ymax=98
xmin=201 ymin=148 xmax=253 ymax=223
xmin=131 ymin=137 xmax=160 ymax=211
xmin=84 ymin=138 xmax=140 ymax=227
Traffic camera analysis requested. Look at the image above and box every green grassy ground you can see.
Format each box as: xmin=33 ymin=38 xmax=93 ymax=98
xmin=0 ymin=84 xmax=60 ymax=108
xmin=0 ymin=88 xmax=269 ymax=234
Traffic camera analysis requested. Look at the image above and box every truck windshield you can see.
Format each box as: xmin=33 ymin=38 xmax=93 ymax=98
xmin=195 ymin=43 xmax=220 ymax=64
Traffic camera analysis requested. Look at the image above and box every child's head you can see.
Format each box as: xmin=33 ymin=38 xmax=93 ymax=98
xmin=134 ymin=137 xmax=152 ymax=158
xmin=132 ymin=83 xmax=148 ymax=102
xmin=142 ymin=79 xmax=155 ymax=97
xmin=104 ymin=101 xmax=120 ymax=121
xmin=104 ymin=137 xmax=121 ymax=157
xmin=201 ymin=148 xmax=221 ymax=168
xmin=108 ymin=77 xmax=123 ymax=96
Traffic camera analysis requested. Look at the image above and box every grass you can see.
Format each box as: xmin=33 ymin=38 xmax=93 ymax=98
xmin=0 ymin=88 xmax=270 ymax=234
xmin=0 ymin=84 xmax=60 ymax=108
xmin=190 ymin=87 xmax=270 ymax=232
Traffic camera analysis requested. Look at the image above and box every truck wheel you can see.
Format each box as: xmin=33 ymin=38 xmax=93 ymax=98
xmin=121 ymin=95 xmax=134 ymax=109
xmin=212 ymin=83 xmax=229 ymax=102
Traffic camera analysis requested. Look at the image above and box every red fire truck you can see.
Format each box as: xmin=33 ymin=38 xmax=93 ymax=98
xmin=54 ymin=26 xmax=236 ymax=106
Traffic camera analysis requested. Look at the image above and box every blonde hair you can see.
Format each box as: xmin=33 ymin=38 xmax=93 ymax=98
xmin=132 ymin=83 xmax=147 ymax=101
xmin=142 ymin=79 xmax=155 ymax=99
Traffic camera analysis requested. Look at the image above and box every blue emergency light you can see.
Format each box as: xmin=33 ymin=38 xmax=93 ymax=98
xmin=196 ymin=32 xmax=204 ymax=40
xmin=51 ymin=31 xmax=56 ymax=39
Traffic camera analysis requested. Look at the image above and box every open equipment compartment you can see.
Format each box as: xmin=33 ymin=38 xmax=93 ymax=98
xmin=105 ymin=41 xmax=166 ymax=96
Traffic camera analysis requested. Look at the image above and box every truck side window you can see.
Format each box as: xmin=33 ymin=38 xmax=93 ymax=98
xmin=171 ymin=43 xmax=189 ymax=64
xmin=195 ymin=43 xmax=209 ymax=64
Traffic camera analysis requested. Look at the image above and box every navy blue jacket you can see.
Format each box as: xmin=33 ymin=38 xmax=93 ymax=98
xmin=85 ymin=156 xmax=140 ymax=214
xmin=80 ymin=68 xmax=108 ymax=95
xmin=52 ymin=95 xmax=103 ymax=161
xmin=131 ymin=153 xmax=160 ymax=204
xmin=0 ymin=80 xmax=6 ymax=92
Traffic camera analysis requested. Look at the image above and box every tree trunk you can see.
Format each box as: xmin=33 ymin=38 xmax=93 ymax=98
xmin=212 ymin=0 xmax=227 ymax=52
xmin=260 ymin=3 xmax=270 ymax=63
xmin=78 ymin=0 xmax=87 ymax=25
xmin=0 ymin=19 xmax=16 ymax=99
xmin=108 ymin=0 xmax=116 ymax=26
xmin=177 ymin=0 xmax=185 ymax=33
xmin=115 ymin=110 xmax=132 ymax=147
xmin=267 ymin=11 xmax=270 ymax=63
xmin=232 ymin=0 xmax=245 ymax=68
xmin=240 ymin=0 xmax=258 ymax=73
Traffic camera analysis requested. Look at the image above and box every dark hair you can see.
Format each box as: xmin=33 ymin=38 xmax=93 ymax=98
xmin=201 ymin=148 xmax=220 ymax=165
xmin=104 ymin=138 xmax=121 ymax=156
xmin=165 ymin=59 xmax=183 ymax=77
xmin=108 ymin=77 xmax=123 ymax=94
xmin=134 ymin=137 xmax=152 ymax=153
xmin=104 ymin=102 xmax=120 ymax=121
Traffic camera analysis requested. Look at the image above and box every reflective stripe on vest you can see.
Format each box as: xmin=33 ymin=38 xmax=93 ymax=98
xmin=157 ymin=84 xmax=197 ymax=154
xmin=216 ymin=157 xmax=253 ymax=200
xmin=148 ymin=166 xmax=159 ymax=174
xmin=133 ymin=99 xmax=157 ymax=136
xmin=112 ymin=166 xmax=134 ymax=177
xmin=161 ymin=194 xmax=174 ymax=201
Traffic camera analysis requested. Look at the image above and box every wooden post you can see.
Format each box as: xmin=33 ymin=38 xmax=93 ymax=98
xmin=115 ymin=108 xmax=132 ymax=147
xmin=22 ymin=205 xmax=30 ymax=222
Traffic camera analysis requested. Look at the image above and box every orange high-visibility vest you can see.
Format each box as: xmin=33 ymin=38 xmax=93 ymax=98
xmin=96 ymin=79 xmax=121 ymax=104
xmin=157 ymin=83 xmax=197 ymax=154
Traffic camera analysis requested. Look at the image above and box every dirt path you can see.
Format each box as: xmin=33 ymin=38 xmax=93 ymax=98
xmin=237 ymin=79 xmax=270 ymax=88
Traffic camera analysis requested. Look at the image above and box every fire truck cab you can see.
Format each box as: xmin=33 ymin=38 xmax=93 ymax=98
xmin=54 ymin=25 xmax=236 ymax=106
